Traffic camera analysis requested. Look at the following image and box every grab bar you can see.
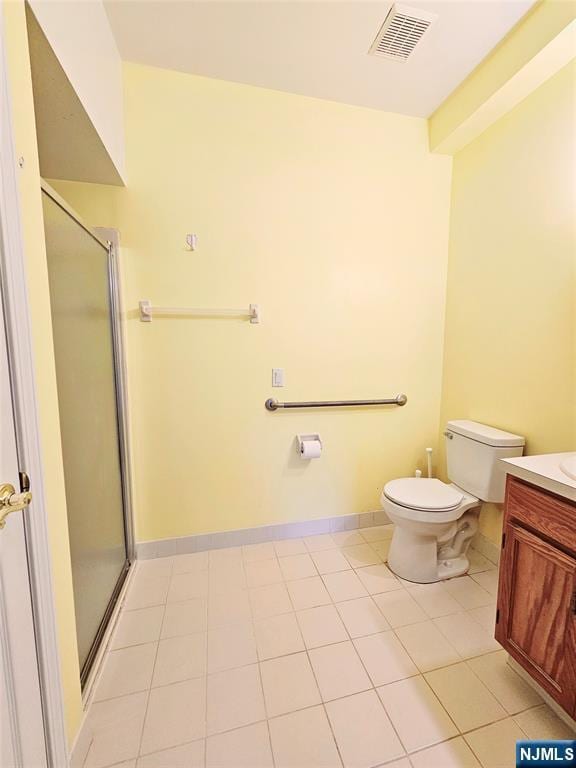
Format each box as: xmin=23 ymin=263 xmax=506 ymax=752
xmin=265 ymin=394 xmax=407 ymax=411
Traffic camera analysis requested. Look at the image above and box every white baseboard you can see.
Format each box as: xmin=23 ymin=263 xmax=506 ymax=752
xmin=136 ymin=509 xmax=391 ymax=559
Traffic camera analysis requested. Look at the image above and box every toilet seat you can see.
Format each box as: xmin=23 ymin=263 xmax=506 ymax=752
xmin=384 ymin=478 xmax=464 ymax=512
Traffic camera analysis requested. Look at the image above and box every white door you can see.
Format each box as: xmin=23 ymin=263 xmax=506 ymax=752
xmin=0 ymin=269 xmax=47 ymax=767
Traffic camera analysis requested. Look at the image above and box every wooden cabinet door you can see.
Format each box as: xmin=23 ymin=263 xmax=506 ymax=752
xmin=496 ymin=522 xmax=576 ymax=713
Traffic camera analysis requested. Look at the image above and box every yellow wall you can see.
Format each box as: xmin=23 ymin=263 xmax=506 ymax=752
xmin=429 ymin=0 xmax=576 ymax=152
xmin=2 ymin=0 xmax=82 ymax=746
xmin=439 ymin=60 xmax=576 ymax=544
xmin=53 ymin=62 xmax=453 ymax=542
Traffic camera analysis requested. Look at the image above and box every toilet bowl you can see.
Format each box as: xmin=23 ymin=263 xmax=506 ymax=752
xmin=382 ymin=478 xmax=480 ymax=583
xmin=381 ymin=420 xmax=525 ymax=584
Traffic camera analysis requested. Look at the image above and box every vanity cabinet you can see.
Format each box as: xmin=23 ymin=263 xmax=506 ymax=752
xmin=496 ymin=475 xmax=576 ymax=717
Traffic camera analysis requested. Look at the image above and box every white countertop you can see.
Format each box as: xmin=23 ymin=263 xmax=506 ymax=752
xmin=501 ymin=452 xmax=576 ymax=503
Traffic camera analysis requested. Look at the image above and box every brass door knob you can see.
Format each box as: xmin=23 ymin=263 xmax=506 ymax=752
xmin=0 ymin=483 xmax=32 ymax=529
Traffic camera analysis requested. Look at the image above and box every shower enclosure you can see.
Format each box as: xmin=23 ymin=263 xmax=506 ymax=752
xmin=41 ymin=185 xmax=132 ymax=686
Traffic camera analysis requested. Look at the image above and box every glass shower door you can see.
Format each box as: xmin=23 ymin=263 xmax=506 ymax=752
xmin=42 ymin=190 xmax=128 ymax=684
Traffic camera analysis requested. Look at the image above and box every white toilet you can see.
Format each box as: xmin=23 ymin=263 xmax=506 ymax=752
xmin=382 ymin=420 xmax=525 ymax=583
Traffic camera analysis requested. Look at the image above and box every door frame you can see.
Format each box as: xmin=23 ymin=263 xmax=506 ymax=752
xmin=0 ymin=12 xmax=68 ymax=768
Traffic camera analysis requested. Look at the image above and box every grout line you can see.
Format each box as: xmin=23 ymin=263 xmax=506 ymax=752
xmin=254 ymin=645 xmax=277 ymax=768
xmin=85 ymin=533 xmax=546 ymax=768
xmin=134 ymin=558 xmax=172 ymax=760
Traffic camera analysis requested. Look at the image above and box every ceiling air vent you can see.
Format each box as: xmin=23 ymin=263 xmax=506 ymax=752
xmin=369 ymin=4 xmax=437 ymax=62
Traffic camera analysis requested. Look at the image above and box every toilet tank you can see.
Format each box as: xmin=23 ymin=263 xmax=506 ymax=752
xmin=445 ymin=420 xmax=525 ymax=502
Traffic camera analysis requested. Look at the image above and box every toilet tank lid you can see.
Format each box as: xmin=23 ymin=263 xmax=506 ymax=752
xmin=447 ymin=420 xmax=525 ymax=448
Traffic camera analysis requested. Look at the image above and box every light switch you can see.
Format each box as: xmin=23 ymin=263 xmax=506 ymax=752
xmin=272 ymin=368 xmax=285 ymax=387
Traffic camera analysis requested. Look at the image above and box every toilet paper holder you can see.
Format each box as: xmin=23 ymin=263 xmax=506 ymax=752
xmin=297 ymin=434 xmax=322 ymax=458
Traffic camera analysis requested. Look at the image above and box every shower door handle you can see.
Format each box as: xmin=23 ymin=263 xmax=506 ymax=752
xmin=0 ymin=483 xmax=32 ymax=529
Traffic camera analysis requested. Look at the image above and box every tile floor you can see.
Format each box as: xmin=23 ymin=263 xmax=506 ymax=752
xmin=79 ymin=526 xmax=575 ymax=768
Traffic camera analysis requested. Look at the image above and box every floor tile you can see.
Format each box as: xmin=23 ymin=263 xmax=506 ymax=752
xmin=434 ymin=612 xmax=500 ymax=658
xmin=111 ymin=606 xmax=164 ymax=650
xmin=208 ymin=621 xmax=257 ymax=673
xmin=373 ymin=590 xmax=428 ymax=628
xmin=464 ymin=718 xmax=526 ymax=767
xmin=242 ymin=542 xmax=276 ymax=563
xmin=287 ymin=575 xmax=332 ymax=610
xmin=359 ymin=525 xmax=394 ymax=543
xmin=467 ymin=550 xmax=496 ymax=575
xmin=370 ymin=539 xmax=392 ymax=561
xmin=206 ymin=721 xmax=273 ymax=768
xmin=245 ymin=559 xmax=283 ymax=588
xmin=161 ymin=598 xmax=208 ymax=638
xmin=467 ymin=652 xmax=542 ymax=715
xmin=167 ymin=572 xmax=209 ymax=603
xmin=273 ymin=538 xmax=307 ymax=557
xmin=410 ymin=736 xmax=481 ymax=767
xmin=425 ymin=662 xmax=507 ymax=732
xmin=377 ymin=676 xmax=458 ymax=752
xmin=84 ymin=692 xmax=148 ymax=768
xmin=209 ymin=563 xmax=247 ymax=594
xmin=137 ymin=741 xmax=205 ymax=767
xmin=260 ymin=651 xmax=321 ymax=716
xmin=336 ymin=596 xmax=390 ymax=638
xmin=152 ymin=633 xmax=207 ymax=686
xmin=124 ymin=576 xmax=169 ymax=610
xmin=269 ymin=705 xmax=342 ymax=768
xmin=141 ymin=678 xmax=206 ymax=754
xmin=331 ymin=531 xmax=365 ymax=547
xmin=209 ymin=547 xmax=242 ymax=568
xmin=354 ymin=631 xmax=418 ymax=686
xmin=254 ymin=612 xmax=304 ymax=659
xmin=136 ymin=558 xmax=173 ymax=579
xmin=206 ymin=664 xmax=265 ymax=735
xmin=296 ymin=604 xmax=348 ymax=649
xmin=395 ymin=620 xmax=461 ymax=672
xmin=308 ymin=641 xmax=372 ymax=701
xmin=326 ymin=689 xmax=404 ymax=768
xmin=172 ymin=551 xmax=209 ymax=575
xmin=303 ymin=533 xmax=337 ymax=552
xmin=322 ymin=570 xmax=368 ymax=602
xmin=443 ymin=576 xmax=494 ymax=609
xmin=278 ymin=552 xmax=317 ymax=581
xmin=381 ymin=761 xmax=411 ymax=768
xmin=470 ymin=570 xmax=500 ymax=596
xmin=356 ymin=565 xmax=402 ymax=595
xmin=311 ymin=549 xmax=352 ymax=574
xmin=467 ymin=605 xmax=497 ymax=633
xmin=94 ymin=643 xmax=157 ymax=701
xmin=208 ymin=589 xmax=252 ymax=628
xmin=407 ymin=582 xmax=462 ymax=619
xmin=514 ymin=704 xmax=576 ymax=739
xmin=341 ymin=543 xmax=382 ymax=568
xmin=249 ymin=582 xmax=293 ymax=620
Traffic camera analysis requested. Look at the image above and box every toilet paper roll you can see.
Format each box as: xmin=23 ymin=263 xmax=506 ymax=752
xmin=301 ymin=439 xmax=322 ymax=459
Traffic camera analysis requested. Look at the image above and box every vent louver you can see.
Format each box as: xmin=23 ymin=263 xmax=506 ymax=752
xmin=369 ymin=4 xmax=437 ymax=61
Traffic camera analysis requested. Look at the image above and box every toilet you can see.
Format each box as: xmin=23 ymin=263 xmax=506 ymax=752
xmin=382 ymin=420 xmax=525 ymax=583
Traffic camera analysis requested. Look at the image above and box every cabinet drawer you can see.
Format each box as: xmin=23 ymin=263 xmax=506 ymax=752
xmin=505 ymin=476 xmax=576 ymax=554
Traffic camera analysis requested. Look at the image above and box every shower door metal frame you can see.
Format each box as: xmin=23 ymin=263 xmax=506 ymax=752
xmin=40 ymin=181 xmax=136 ymax=686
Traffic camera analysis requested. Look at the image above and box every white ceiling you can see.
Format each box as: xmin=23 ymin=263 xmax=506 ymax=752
xmin=104 ymin=0 xmax=537 ymax=118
